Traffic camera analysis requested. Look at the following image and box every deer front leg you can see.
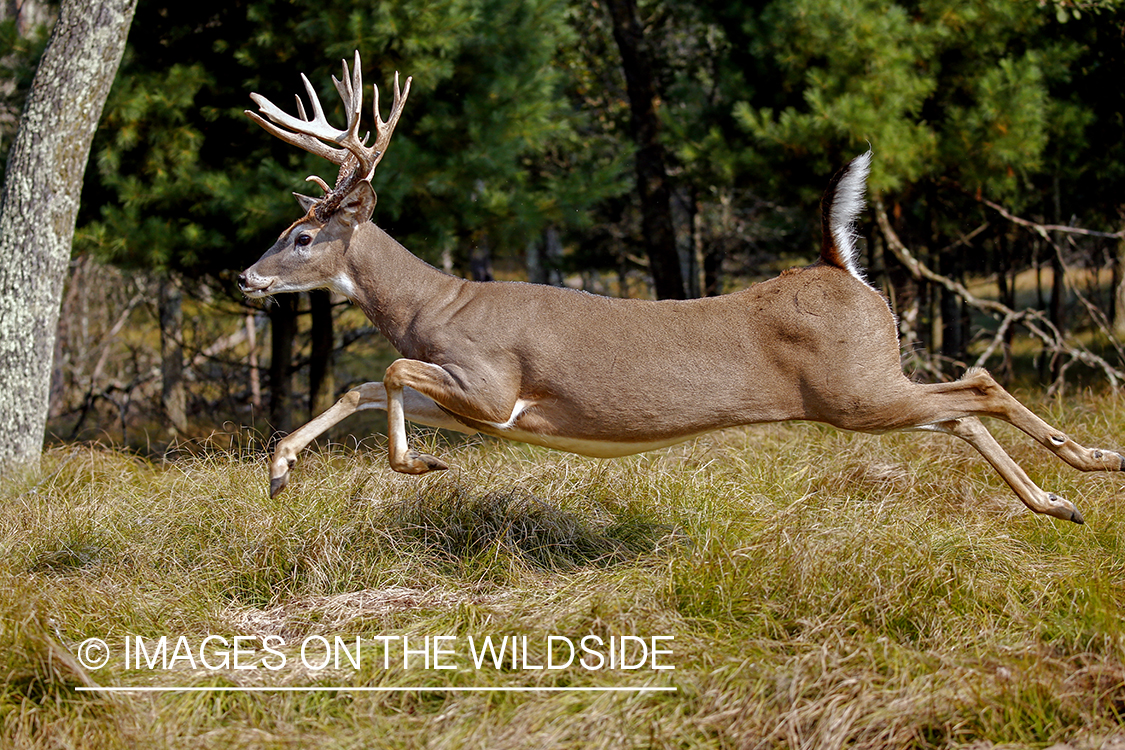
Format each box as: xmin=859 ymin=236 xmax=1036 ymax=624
xmin=383 ymin=359 xmax=517 ymax=474
xmin=268 ymin=381 xmax=472 ymax=496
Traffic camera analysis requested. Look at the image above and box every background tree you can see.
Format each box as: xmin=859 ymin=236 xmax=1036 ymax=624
xmin=0 ymin=0 xmax=136 ymax=468
xmin=603 ymin=0 xmax=685 ymax=299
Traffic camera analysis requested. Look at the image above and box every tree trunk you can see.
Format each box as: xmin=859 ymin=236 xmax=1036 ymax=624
xmin=0 ymin=0 xmax=136 ymax=471
xmin=268 ymin=294 xmax=298 ymax=434
xmin=603 ymin=0 xmax=685 ymax=300
xmin=1048 ymin=177 xmax=1066 ymax=383
xmin=158 ymin=275 xmax=188 ymax=436
xmin=527 ymin=226 xmax=563 ymax=286
xmin=686 ymin=188 xmax=702 ymax=299
xmin=939 ymin=247 xmax=963 ymax=363
xmin=703 ymin=191 xmax=733 ymax=297
xmin=308 ymin=289 xmax=335 ymax=421
xmin=994 ymin=229 xmax=1015 ymax=382
xmin=469 ymin=232 xmax=494 ymax=282
xmin=1114 ymin=223 xmax=1125 ymax=337
xmin=526 ymin=236 xmax=544 ymax=285
xmin=1049 ymin=244 xmax=1066 ymax=334
xmin=246 ymin=312 xmax=262 ymax=412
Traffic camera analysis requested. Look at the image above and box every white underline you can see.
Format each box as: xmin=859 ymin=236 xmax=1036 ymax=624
xmin=77 ymin=685 xmax=676 ymax=693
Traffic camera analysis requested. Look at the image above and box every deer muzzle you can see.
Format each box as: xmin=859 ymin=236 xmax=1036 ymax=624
xmin=237 ymin=270 xmax=273 ymax=297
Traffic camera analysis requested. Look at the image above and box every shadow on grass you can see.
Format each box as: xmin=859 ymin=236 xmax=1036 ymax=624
xmin=380 ymin=480 xmax=683 ymax=573
xmin=27 ymin=544 xmax=107 ymax=574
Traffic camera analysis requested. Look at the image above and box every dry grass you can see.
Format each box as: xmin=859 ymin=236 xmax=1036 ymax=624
xmin=2 ymin=390 xmax=1125 ymax=749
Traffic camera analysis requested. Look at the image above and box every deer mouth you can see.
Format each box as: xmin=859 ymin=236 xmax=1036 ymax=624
xmin=237 ymin=273 xmax=274 ymax=297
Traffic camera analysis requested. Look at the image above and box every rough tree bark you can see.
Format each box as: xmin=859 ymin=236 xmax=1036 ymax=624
xmin=0 ymin=0 xmax=137 ymax=471
xmin=604 ymin=0 xmax=686 ymax=300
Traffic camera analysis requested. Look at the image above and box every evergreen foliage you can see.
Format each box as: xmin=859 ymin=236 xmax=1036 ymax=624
xmin=73 ymin=0 xmax=625 ymax=280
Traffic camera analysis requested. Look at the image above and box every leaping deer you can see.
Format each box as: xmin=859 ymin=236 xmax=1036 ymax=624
xmin=238 ymin=52 xmax=1122 ymax=524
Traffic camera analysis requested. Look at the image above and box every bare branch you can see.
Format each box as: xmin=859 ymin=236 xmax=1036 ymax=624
xmin=874 ymin=198 xmax=1124 ymax=390
xmin=874 ymin=200 xmax=1009 ymax=316
xmin=976 ymin=195 xmax=1125 ymax=240
xmin=87 ymin=288 xmax=146 ymax=392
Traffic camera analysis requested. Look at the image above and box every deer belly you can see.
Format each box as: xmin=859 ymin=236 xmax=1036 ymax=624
xmin=471 ymin=398 xmax=713 ymax=457
xmin=481 ymin=423 xmax=703 ymax=458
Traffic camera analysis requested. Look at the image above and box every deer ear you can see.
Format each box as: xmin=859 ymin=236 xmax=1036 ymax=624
xmin=293 ymin=193 xmax=320 ymax=214
xmin=335 ymin=181 xmax=377 ymax=227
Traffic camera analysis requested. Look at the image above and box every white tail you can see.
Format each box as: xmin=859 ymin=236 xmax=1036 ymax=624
xmin=238 ymin=54 xmax=1123 ymax=524
xmin=823 ymin=149 xmax=871 ymax=284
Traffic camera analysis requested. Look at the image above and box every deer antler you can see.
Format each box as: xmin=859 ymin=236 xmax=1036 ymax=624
xmin=367 ymin=70 xmax=411 ymax=178
xmin=245 ymin=52 xmax=412 ymax=220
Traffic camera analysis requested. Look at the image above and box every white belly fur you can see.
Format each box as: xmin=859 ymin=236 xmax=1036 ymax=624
xmin=391 ymin=393 xmax=705 ymax=458
xmin=477 ymin=422 xmax=704 ymax=458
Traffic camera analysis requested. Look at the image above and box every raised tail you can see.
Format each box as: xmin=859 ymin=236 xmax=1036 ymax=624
xmin=819 ymin=150 xmax=872 ymax=285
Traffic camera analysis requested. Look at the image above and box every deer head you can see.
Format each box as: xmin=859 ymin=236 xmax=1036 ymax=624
xmin=238 ymin=52 xmax=411 ymax=298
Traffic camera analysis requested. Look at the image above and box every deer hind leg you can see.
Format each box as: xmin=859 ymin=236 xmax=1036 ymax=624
xmin=919 ymin=417 xmax=1084 ymax=523
xmin=876 ymin=367 xmax=1122 ymax=523
xmin=919 ymin=368 xmax=1124 ymax=473
xmin=268 ymin=381 xmax=473 ymax=496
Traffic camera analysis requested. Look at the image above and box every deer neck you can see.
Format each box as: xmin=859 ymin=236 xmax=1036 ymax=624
xmin=340 ymin=222 xmax=463 ymax=353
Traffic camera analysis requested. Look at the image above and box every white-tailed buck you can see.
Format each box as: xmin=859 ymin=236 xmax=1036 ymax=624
xmin=239 ymin=52 xmax=1122 ymax=524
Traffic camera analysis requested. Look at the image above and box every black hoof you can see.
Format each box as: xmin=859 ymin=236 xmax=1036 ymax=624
xmin=424 ymin=455 xmax=449 ymax=471
xmin=270 ymin=473 xmax=289 ymax=498
xmin=406 ymin=451 xmax=448 ymax=472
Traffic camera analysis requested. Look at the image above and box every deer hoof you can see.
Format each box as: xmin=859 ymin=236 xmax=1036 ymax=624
xmin=423 ymin=454 xmax=449 ymax=471
xmin=1045 ymin=493 xmax=1084 ymax=525
xmin=1090 ymin=448 xmax=1124 ymax=471
xmin=270 ymin=472 xmax=289 ymax=498
xmin=393 ymin=451 xmax=449 ymax=474
xmin=269 ymin=455 xmax=296 ymax=498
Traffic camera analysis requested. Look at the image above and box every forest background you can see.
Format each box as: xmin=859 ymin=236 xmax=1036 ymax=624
xmin=1 ymin=0 xmax=1124 ymax=449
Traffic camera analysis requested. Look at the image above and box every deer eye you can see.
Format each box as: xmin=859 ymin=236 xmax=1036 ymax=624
xmin=296 ymin=233 xmax=313 ymax=247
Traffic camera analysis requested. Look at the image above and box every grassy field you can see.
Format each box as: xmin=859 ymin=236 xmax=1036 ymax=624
xmin=3 ymin=390 xmax=1125 ymax=749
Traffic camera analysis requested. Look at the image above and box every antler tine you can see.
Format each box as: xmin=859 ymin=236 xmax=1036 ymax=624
xmin=300 ymin=73 xmax=329 ymax=127
xmin=305 ymin=175 xmax=331 ymax=194
xmin=246 ymin=64 xmax=362 ymax=169
xmin=328 ymin=51 xmax=378 ymax=178
xmin=251 ymin=76 xmax=343 ymax=145
xmin=245 ymin=106 xmax=349 ymax=166
xmin=367 ymin=71 xmax=413 ymax=176
xmin=329 ymin=57 xmax=357 ymax=135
